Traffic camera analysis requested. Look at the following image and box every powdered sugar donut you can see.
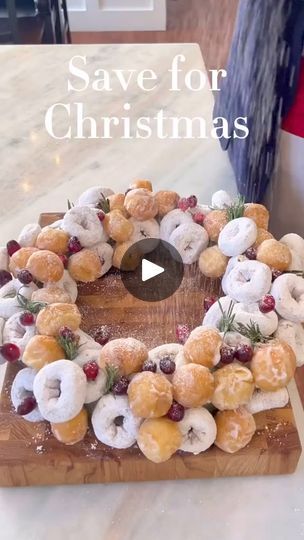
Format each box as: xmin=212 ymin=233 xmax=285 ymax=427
xmin=76 ymin=329 xmax=102 ymax=353
xmin=221 ymin=255 xmax=247 ymax=295
xmin=233 ymin=302 xmax=278 ymax=337
xmin=220 ymin=331 xmax=251 ymax=348
xmin=74 ymin=349 xmax=107 ymax=403
xmin=148 ymin=343 xmax=185 ymax=380
xmin=169 ymin=223 xmax=209 ymax=264
xmin=18 ymin=223 xmax=42 ymax=248
xmin=280 ymin=233 xmax=304 ymax=271
xmin=0 ymin=317 xmax=5 ymax=348
xmin=92 ymin=394 xmax=141 ymax=449
xmin=218 ymin=217 xmax=257 ymax=257
xmin=246 ymin=388 xmax=289 ymax=414
xmin=0 ymin=247 xmax=9 ymax=271
xmin=211 ymin=190 xmax=233 ymax=209
xmin=275 ymin=319 xmax=304 ymax=366
xmin=63 ymin=206 xmax=106 ymax=247
xmin=3 ymin=312 xmax=36 ymax=354
xmin=54 ymin=270 xmax=78 ymax=303
xmin=129 ymin=218 xmax=160 ymax=253
xmin=160 ymin=209 xmax=193 ymax=242
xmin=11 ymin=368 xmax=43 ymax=422
xmin=179 ymin=408 xmax=217 ymax=454
xmin=90 ymin=242 xmax=113 ymax=277
xmin=0 ymin=280 xmax=38 ymax=320
xmin=225 ymin=260 xmax=272 ymax=303
xmin=33 ymin=360 xmax=86 ymax=423
xmin=271 ymin=274 xmax=304 ymax=323
xmin=45 ymin=219 xmax=63 ymax=231
xmin=77 ymin=186 xmax=114 ymax=208
xmin=188 ymin=203 xmax=212 ymax=217
xmin=202 ymin=296 xmax=235 ymax=329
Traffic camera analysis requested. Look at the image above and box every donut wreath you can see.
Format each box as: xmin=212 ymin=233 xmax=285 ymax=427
xmin=0 ymin=180 xmax=303 ymax=461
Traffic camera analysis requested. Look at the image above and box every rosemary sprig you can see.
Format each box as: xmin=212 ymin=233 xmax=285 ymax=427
xmin=104 ymin=364 xmax=120 ymax=393
xmin=218 ymin=300 xmax=236 ymax=335
xmin=96 ymin=193 xmax=110 ymax=214
xmin=236 ymin=321 xmax=272 ymax=345
xmin=16 ymin=292 xmax=47 ymax=314
xmin=226 ymin=195 xmax=245 ymax=221
xmin=67 ymin=199 xmax=75 ymax=210
xmin=57 ymin=334 xmax=80 ymax=360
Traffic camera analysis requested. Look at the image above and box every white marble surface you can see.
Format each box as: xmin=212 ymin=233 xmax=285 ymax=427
xmin=0 ymin=44 xmax=303 ymax=540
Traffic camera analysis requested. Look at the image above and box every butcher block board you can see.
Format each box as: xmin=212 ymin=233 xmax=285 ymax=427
xmin=0 ymin=213 xmax=301 ymax=487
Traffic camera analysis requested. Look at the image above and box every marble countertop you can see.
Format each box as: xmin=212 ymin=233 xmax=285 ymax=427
xmin=0 ymin=44 xmax=303 ymax=540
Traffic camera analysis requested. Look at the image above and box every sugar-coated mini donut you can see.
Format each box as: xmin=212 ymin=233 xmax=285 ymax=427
xmin=99 ymin=337 xmax=148 ymax=376
xmin=89 ymin=242 xmax=113 ymax=277
xmin=68 ymin=249 xmax=102 ymax=283
xmin=203 ymin=210 xmax=228 ymax=242
xmin=211 ymin=190 xmax=233 ymax=209
xmin=92 ymin=394 xmax=142 ymax=449
xmin=275 ymin=319 xmax=304 ymax=367
xmin=124 ymin=188 xmax=158 ymax=221
xmin=3 ymin=312 xmax=36 ymax=354
xmin=212 ymin=364 xmax=254 ymax=411
xmin=128 ymin=179 xmax=153 ymax=192
xmin=202 ymin=296 xmax=235 ymax=329
xmin=179 ymin=408 xmax=217 ymax=455
xmin=253 ymin=228 xmax=274 ymax=248
xmin=0 ymin=317 xmax=5 ymax=348
xmin=246 ymin=388 xmax=289 ymax=414
xmin=76 ymin=329 xmax=103 ymax=353
xmin=23 ymin=335 xmax=65 ymax=370
xmin=11 ymin=368 xmax=44 ymax=422
xmin=63 ymin=206 xmax=107 ymax=247
xmin=77 ymin=186 xmax=114 ymax=207
xmin=0 ymin=279 xmax=38 ymax=320
xmin=112 ymin=241 xmax=141 ymax=271
xmin=108 ymin=193 xmax=129 ymax=218
xmin=26 ymin=250 xmax=64 ymax=283
xmin=128 ymin=371 xmax=173 ymax=418
xmin=137 ymin=417 xmax=182 ymax=463
xmin=18 ymin=223 xmax=42 ymax=248
xmin=148 ymin=343 xmax=185 ymax=380
xmin=221 ymin=255 xmax=247 ymax=295
xmin=74 ymin=349 xmax=107 ymax=403
xmin=33 ymin=359 xmax=87 ymax=423
xmin=215 ymin=408 xmax=256 ymax=454
xmin=225 ymin=260 xmax=272 ymax=303
xmin=51 ymin=408 xmax=88 ymax=445
xmin=251 ymin=340 xmax=296 ymax=391
xmin=218 ymin=217 xmax=257 ymax=257
xmin=280 ymin=233 xmax=304 ymax=271
xmin=271 ymin=274 xmax=304 ymax=323
xmin=56 ymin=270 xmax=78 ymax=302
xmin=233 ymin=302 xmax=278 ymax=337
xmin=155 ymin=190 xmax=180 ymax=217
xmin=169 ymin=223 xmax=209 ymax=264
xmin=244 ymin=203 xmax=269 ymax=230
xmin=172 ymin=364 xmax=214 ymax=408
xmin=32 ymin=285 xmax=72 ymax=305
xmin=36 ymin=228 xmax=69 ymax=255
xmin=257 ymin=239 xmax=291 ymax=271
xmin=104 ymin=210 xmax=134 ymax=243
xmin=9 ymin=247 xmax=38 ymax=276
xmin=220 ymin=330 xmax=251 ymax=349
xmin=199 ymin=246 xmax=228 ymax=278
xmin=160 ymin=209 xmax=193 ymax=242
xmin=36 ymin=303 xmax=81 ymax=336
xmin=184 ymin=326 xmax=222 ymax=368
xmin=0 ymin=247 xmax=9 ymax=271
xmin=128 ymin=217 xmax=160 ymax=252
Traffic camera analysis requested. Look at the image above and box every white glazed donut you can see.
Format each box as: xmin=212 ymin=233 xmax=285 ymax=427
xmin=179 ymin=408 xmax=217 ymax=454
xmin=77 ymin=186 xmax=114 ymax=208
xmin=0 ymin=280 xmax=38 ymax=320
xmin=55 ymin=270 xmax=78 ymax=303
xmin=11 ymin=368 xmax=44 ymax=422
xmin=246 ymin=388 xmax=289 ymax=414
xmin=63 ymin=206 xmax=107 ymax=247
xmin=271 ymin=274 xmax=304 ymax=323
xmin=33 ymin=360 xmax=87 ymax=423
xmin=280 ymin=233 xmax=304 ymax=271
xmin=3 ymin=312 xmax=36 ymax=354
xmin=275 ymin=319 xmax=304 ymax=367
xmin=74 ymin=349 xmax=107 ymax=403
xmin=202 ymin=296 xmax=235 ymax=329
xmin=148 ymin=343 xmax=185 ymax=380
xmin=211 ymin=190 xmax=233 ymax=209
xmin=0 ymin=247 xmax=9 ymax=271
xmin=0 ymin=317 xmax=5 ymax=348
xmin=220 ymin=331 xmax=251 ymax=349
xmin=169 ymin=223 xmax=209 ymax=264
xmin=233 ymin=302 xmax=279 ymax=337
xmin=225 ymin=260 xmax=272 ymax=303
xmin=76 ymin=329 xmax=103 ymax=353
xmin=44 ymin=219 xmax=64 ymax=231
xmin=90 ymin=242 xmax=113 ymax=277
xmin=92 ymin=394 xmax=141 ymax=449
xmin=160 ymin=209 xmax=193 ymax=242
xmin=188 ymin=203 xmax=212 ymax=217
xmin=129 ymin=218 xmax=160 ymax=253
xmin=218 ymin=217 xmax=257 ymax=257
xmin=221 ymin=255 xmax=247 ymax=295
xmin=17 ymin=223 xmax=41 ymax=248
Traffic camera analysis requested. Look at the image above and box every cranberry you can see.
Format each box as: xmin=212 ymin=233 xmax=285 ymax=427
xmin=167 ymin=401 xmax=185 ymax=422
xmin=16 ymin=396 xmax=37 ymax=416
xmin=68 ymin=236 xmax=82 ymax=254
xmin=59 ymin=326 xmax=75 ymax=341
xmin=17 ymin=269 xmax=33 ymax=285
xmin=159 ymin=356 xmax=176 ymax=375
xmin=83 ymin=361 xmax=99 ymax=381
xmin=93 ymin=326 xmax=110 ymax=346
xmin=176 ymin=323 xmax=190 ymax=344
xmin=259 ymin=294 xmax=276 ymax=314
xmin=0 ymin=270 xmax=12 ymax=288
xmin=178 ymin=198 xmax=190 ymax=212
xmin=6 ymin=240 xmax=21 ymax=257
xmin=204 ymin=296 xmax=218 ymax=313
xmin=234 ymin=344 xmax=253 ymax=363
xmin=58 ymin=254 xmax=69 ymax=268
xmin=97 ymin=211 xmax=105 ymax=223
xmin=20 ymin=311 xmax=35 ymax=326
xmin=220 ymin=346 xmax=235 ymax=364
xmin=112 ymin=376 xmax=129 ymax=395
xmin=142 ymin=359 xmax=157 ymax=373
xmin=0 ymin=343 xmax=20 ymax=362
xmin=272 ymin=269 xmax=283 ymax=282
xmin=193 ymin=212 xmax=205 ymax=225
xmin=187 ymin=195 xmax=198 ymax=209
xmin=245 ymin=247 xmax=257 ymax=260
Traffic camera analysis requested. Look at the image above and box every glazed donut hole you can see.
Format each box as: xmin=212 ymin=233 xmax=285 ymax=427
xmin=155 ymin=190 xmax=180 ymax=217
xmin=23 ymin=335 xmax=65 ymax=370
xmin=112 ymin=241 xmax=141 ymax=271
xmin=137 ymin=418 xmax=182 ymax=463
xmin=128 ymin=371 xmax=173 ymax=418
xmin=36 ymin=228 xmax=69 ymax=255
xmin=257 ymin=239 xmax=292 ymax=271
xmin=172 ymin=364 xmax=215 ymax=408
xmin=99 ymin=337 xmax=148 ymax=376
xmin=215 ymin=408 xmax=256 ymax=454
xmin=184 ymin=326 xmax=222 ymax=368
xmin=124 ymin=188 xmax=158 ymax=221
xmin=36 ymin=303 xmax=81 ymax=337
xmin=253 ymin=228 xmax=274 ymax=248
xmin=251 ymin=339 xmax=296 ymax=391
xmin=203 ymin=210 xmax=228 ymax=242
xmin=199 ymin=246 xmax=228 ymax=278
xmin=128 ymin=179 xmax=153 ymax=192
xmin=32 ymin=286 xmax=72 ymax=305
xmin=244 ymin=203 xmax=269 ymax=230
xmin=212 ymin=364 xmax=255 ymax=411
xmin=103 ymin=210 xmax=134 ymax=243
xmin=68 ymin=249 xmax=102 ymax=282
xmin=26 ymin=250 xmax=64 ymax=283
xmin=9 ymin=247 xmax=39 ymax=276
xmin=51 ymin=408 xmax=88 ymax=445
xmin=107 ymin=193 xmax=129 ymax=218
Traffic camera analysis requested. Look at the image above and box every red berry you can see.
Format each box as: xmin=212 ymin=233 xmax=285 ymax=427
xmin=159 ymin=356 xmax=176 ymax=375
xmin=0 ymin=270 xmax=12 ymax=288
xmin=0 ymin=343 xmax=20 ymax=362
xmin=97 ymin=211 xmax=105 ymax=223
xmin=83 ymin=361 xmax=99 ymax=381
xmin=20 ymin=311 xmax=35 ymax=326
xmin=59 ymin=326 xmax=75 ymax=341
xmin=178 ymin=198 xmax=190 ymax=212
xmin=245 ymin=247 xmax=257 ymax=260
xmin=193 ymin=212 xmax=205 ymax=225
xmin=259 ymin=294 xmax=276 ymax=314
xmin=58 ymin=254 xmax=69 ymax=268
xmin=142 ymin=359 xmax=157 ymax=373
xmin=112 ymin=376 xmax=129 ymax=395
xmin=187 ymin=195 xmax=198 ymax=209
xmin=220 ymin=346 xmax=235 ymax=364
xmin=272 ymin=269 xmax=283 ymax=282
xmin=68 ymin=236 xmax=82 ymax=254
xmin=6 ymin=240 xmax=21 ymax=257
xmin=176 ymin=324 xmax=190 ymax=344
xmin=17 ymin=269 xmax=33 ymax=285
xmin=17 ymin=396 xmax=37 ymax=416
xmin=204 ymin=296 xmax=218 ymax=313
xmin=234 ymin=344 xmax=253 ymax=363
xmin=167 ymin=401 xmax=185 ymax=422
xmin=93 ymin=326 xmax=110 ymax=346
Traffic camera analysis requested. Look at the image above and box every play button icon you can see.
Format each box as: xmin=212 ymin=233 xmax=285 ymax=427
xmin=121 ymin=238 xmax=184 ymax=302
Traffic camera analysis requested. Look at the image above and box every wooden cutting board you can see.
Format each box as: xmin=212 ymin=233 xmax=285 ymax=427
xmin=0 ymin=213 xmax=301 ymax=487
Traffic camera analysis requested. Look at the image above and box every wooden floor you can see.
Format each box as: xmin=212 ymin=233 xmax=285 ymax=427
xmin=72 ymin=0 xmax=240 ymax=71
